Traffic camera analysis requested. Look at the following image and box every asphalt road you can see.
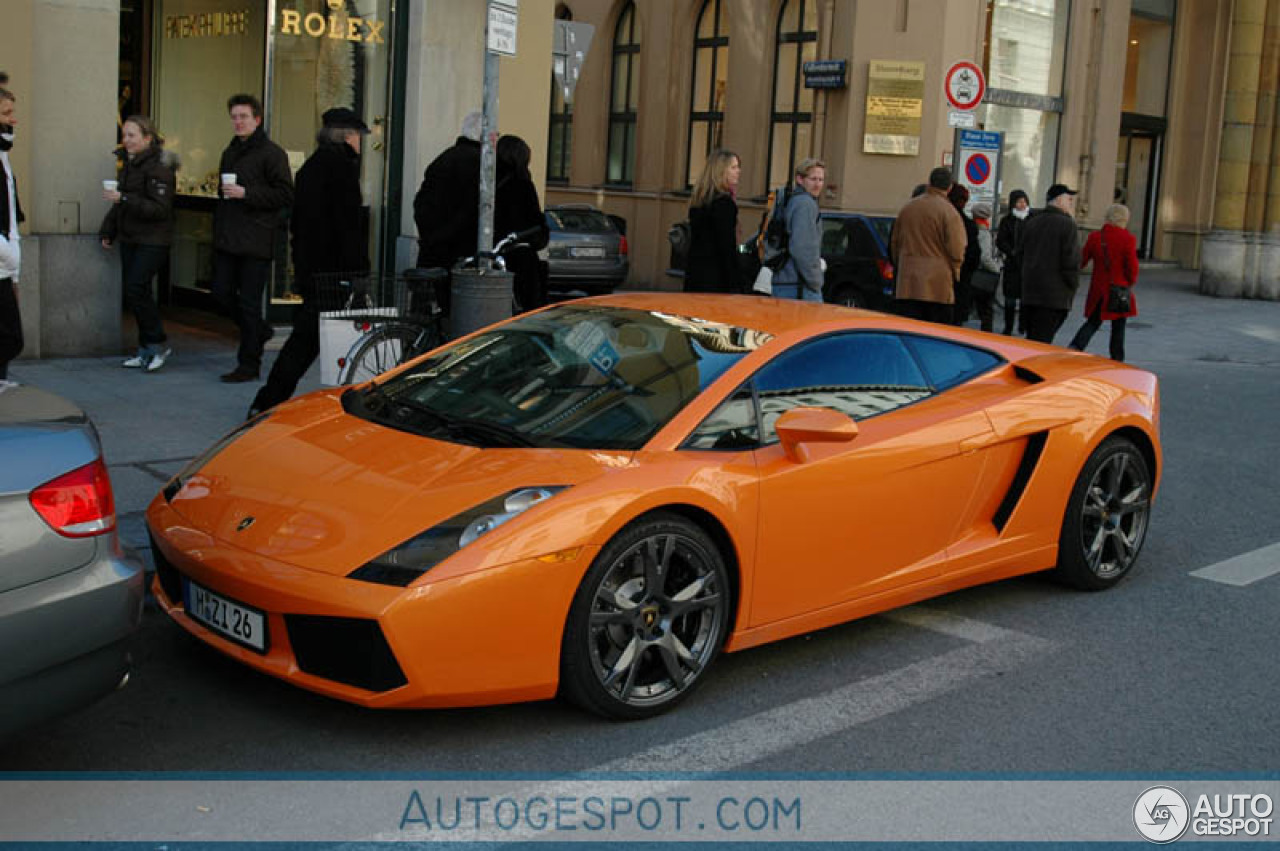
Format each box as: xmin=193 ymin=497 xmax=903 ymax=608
xmin=4 ymin=269 xmax=1279 ymax=776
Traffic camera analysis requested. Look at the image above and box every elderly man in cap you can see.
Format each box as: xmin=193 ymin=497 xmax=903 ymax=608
xmin=1019 ymin=183 xmax=1080 ymax=344
xmin=249 ymin=107 xmax=370 ymax=417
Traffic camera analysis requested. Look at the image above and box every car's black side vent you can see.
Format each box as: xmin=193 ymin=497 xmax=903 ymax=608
xmin=992 ymin=431 xmax=1049 ymax=532
xmin=148 ymin=531 xmax=184 ymax=604
xmin=1013 ymin=365 xmax=1044 ymax=384
xmin=285 ymin=615 xmax=408 ymax=693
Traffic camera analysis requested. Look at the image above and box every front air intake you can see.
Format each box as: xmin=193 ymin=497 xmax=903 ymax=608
xmin=284 ymin=615 xmax=408 ymax=692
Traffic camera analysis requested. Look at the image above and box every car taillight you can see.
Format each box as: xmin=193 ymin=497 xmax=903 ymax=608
xmin=29 ymin=457 xmax=117 ymax=538
xmin=876 ymin=257 xmax=894 ymax=280
xmin=618 ymin=235 xmax=629 ymax=256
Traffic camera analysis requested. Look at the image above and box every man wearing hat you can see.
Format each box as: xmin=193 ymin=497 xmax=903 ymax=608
xmin=1019 ymin=183 xmax=1080 ymax=344
xmin=249 ymin=107 xmax=370 ymax=417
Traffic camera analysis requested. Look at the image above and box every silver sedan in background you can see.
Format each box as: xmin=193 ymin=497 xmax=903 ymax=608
xmin=0 ymin=384 xmax=143 ymax=738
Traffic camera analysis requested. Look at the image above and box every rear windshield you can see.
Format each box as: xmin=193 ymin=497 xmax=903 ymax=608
xmin=547 ymin=209 xmax=615 ymax=233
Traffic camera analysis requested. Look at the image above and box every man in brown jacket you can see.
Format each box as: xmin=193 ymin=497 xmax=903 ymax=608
xmin=890 ymin=167 xmax=968 ymax=324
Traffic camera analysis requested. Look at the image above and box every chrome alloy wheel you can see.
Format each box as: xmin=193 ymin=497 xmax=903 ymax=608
xmin=587 ymin=531 xmax=727 ymax=709
xmin=1077 ymin=448 xmax=1151 ymax=580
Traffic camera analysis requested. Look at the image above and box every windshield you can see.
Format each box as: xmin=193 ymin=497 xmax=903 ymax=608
xmin=347 ymin=304 xmax=773 ymax=450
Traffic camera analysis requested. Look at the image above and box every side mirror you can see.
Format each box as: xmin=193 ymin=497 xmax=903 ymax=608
xmin=774 ymin=407 xmax=858 ymax=463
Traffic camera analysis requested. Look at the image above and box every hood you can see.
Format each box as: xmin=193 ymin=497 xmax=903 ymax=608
xmin=165 ymin=394 xmax=627 ymax=576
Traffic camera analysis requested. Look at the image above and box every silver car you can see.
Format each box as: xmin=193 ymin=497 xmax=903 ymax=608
xmin=0 ymin=384 xmax=144 ymax=737
xmin=544 ymin=204 xmax=630 ymax=294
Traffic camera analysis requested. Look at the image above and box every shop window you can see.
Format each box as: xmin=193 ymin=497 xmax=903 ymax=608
xmin=686 ymin=0 xmax=729 ymax=187
xmin=606 ymin=2 xmax=640 ymax=186
xmin=1123 ymin=7 xmax=1173 ymax=116
xmin=981 ymin=0 xmax=1070 ymax=208
xmin=547 ymin=4 xmax=574 ymax=183
xmin=767 ymin=0 xmax=818 ymax=190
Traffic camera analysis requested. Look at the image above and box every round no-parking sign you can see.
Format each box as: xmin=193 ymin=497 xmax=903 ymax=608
xmin=964 ymin=152 xmax=992 ymax=186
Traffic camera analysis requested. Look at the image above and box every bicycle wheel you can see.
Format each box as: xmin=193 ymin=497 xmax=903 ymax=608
xmin=339 ymin=322 xmax=436 ymax=385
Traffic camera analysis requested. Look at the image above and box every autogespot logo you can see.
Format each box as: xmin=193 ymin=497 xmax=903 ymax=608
xmin=1134 ymin=786 xmax=1190 ymax=843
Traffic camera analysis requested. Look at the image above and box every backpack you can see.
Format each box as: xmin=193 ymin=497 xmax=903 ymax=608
xmin=755 ymin=184 xmax=793 ymax=271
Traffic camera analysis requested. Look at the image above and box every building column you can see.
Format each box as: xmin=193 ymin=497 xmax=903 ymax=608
xmin=1201 ymin=0 xmax=1280 ymax=299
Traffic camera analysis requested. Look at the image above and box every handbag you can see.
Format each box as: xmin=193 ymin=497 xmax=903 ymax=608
xmin=1099 ymin=230 xmax=1131 ymax=314
xmin=971 ymin=268 xmax=999 ymax=294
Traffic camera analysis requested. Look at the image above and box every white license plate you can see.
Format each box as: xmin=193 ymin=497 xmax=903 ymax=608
xmin=184 ymin=579 xmax=267 ymax=653
xmin=571 ymin=246 xmax=606 ymax=258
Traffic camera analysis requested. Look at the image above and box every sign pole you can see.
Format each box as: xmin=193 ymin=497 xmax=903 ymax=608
xmin=478 ymin=45 xmax=499 ymax=255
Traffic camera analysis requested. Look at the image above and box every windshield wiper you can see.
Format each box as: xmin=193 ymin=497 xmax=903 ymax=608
xmin=434 ymin=415 xmax=538 ymax=448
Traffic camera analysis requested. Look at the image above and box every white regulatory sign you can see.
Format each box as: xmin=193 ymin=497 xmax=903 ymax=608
xmin=488 ymin=1 xmax=519 ymax=56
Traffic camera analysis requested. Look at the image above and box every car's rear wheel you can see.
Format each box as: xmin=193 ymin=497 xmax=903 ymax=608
xmin=829 ymin=283 xmax=864 ymax=309
xmin=1054 ymin=435 xmax=1152 ymax=590
xmin=560 ymin=513 xmax=730 ymax=720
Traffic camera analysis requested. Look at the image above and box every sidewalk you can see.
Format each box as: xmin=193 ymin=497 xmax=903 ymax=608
xmin=9 ymin=269 xmax=1280 ymax=572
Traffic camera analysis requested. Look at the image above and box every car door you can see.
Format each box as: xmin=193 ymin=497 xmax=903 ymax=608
xmin=744 ymin=332 xmax=995 ymax=627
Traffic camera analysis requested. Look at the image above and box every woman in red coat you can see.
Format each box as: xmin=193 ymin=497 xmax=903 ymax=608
xmin=1068 ymin=203 xmax=1138 ymax=361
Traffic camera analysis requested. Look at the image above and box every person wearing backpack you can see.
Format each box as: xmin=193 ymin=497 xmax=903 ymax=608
xmin=684 ymin=149 xmax=742 ymax=293
xmin=771 ymin=158 xmax=826 ymax=302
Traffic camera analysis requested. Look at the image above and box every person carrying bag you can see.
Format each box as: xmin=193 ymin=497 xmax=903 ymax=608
xmin=1068 ymin=203 xmax=1138 ymax=362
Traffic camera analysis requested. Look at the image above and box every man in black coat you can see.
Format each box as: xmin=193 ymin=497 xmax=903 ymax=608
xmin=213 ymin=93 xmax=294 ymax=383
xmin=0 ymin=74 xmax=24 ymax=387
xmin=1020 ymin=183 xmax=1081 ymax=344
xmin=413 ymin=111 xmax=482 ymax=314
xmin=249 ymin=108 xmax=369 ymax=417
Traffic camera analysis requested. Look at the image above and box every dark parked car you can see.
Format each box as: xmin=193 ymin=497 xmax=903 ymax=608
xmin=668 ymin=210 xmax=896 ymax=311
xmin=0 ymin=384 xmax=144 ymax=738
xmin=543 ymin=204 xmax=630 ymax=294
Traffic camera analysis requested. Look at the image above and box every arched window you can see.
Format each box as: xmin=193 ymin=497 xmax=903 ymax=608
xmin=606 ymin=2 xmax=640 ymax=185
xmin=686 ymin=0 xmax=730 ymax=187
xmin=767 ymin=0 xmax=818 ymax=189
xmin=547 ymin=4 xmax=575 ymax=182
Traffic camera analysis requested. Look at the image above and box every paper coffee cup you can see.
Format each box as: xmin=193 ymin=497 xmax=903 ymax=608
xmin=103 ymin=180 xmax=118 ymax=192
xmin=221 ymin=173 xmax=237 ymax=185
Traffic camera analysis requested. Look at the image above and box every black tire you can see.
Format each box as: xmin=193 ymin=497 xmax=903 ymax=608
xmin=560 ymin=512 xmax=731 ymax=720
xmin=829 ymin=283 xmax=864 ymax=309
xmin=339 ymin=322 xmax=438 ymax=385
xmin=1053 ymin=435 xmax=1153 ymax=590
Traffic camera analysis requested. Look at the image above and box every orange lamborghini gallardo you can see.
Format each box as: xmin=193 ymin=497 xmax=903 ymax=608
xmin=147 ymin=294 xmax=1160 ymax=719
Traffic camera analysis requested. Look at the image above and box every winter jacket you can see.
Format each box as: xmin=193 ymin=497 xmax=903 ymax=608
xmin=890 ymin=187 xmax=967 ymax=304
xmin=0 ymin=149 xmax=21 ymax=280
xmin=1020 ymin=206 xmax=1080 ymax=310
xmin=773 ymin=189 xmax=824 ymax=295
xmin=1080 ymin=223 xmax=1138 ymax=320
xmin=413 ymin=137 xmax=481 ymax=269
xmin=995 ymin=212 xmax=1026 ymax=297
xmin=99 ymin=145 xmax=178 ymax=247
xmin=685 ymin=193 xmax=741 ymax=293
xmin=290 ymin=141 xmax=368 ymax=294
xmin=957 ymin=211 xmax=980 ymax=289
xmin=213 ymin=127 xmax=294 ymax=260
xmin=494 ymin=164 xmax=549 ymax=253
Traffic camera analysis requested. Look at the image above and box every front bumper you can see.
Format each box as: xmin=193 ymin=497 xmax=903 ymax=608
xmin=146 ymin=500 xmax=596 ymax=709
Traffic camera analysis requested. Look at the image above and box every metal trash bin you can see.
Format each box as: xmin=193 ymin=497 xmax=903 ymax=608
xmin=450 ymin=267 xmax=513 ymax=338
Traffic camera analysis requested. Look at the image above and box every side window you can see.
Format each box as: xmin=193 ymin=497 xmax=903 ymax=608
xmin=904 ymin=335 xmax=1003 ymax=391
xmin=684 ymin=386 xmax=758 ymax=450
xmin=849 ymin=220 xmax=881 ymax=260
xmin=753 ymin=333 xmax=931 ymax=442
xmin=820 ymin=219 xmax=849 ymax=256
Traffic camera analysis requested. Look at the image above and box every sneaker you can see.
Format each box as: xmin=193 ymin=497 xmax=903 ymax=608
xmin=0 ymin=378 xmax=17 ymax=394
xmin=145 ymin=347 xmax=172 ymax=372
xmin=122 ymin=348 xmax=148 ymax=368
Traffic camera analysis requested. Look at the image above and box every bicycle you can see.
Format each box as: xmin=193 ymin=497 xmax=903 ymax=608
xmin=335 ymin=226 xmax=545 ymax=385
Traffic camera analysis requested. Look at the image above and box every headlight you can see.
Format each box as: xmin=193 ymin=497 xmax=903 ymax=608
xmin=348 ymin=486 xmax=566 ymax=587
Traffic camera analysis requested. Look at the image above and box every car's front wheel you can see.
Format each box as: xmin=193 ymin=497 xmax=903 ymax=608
xmin=560 ymin=513 xmax=731 ymax=720
xmin=1054 ymin=435 xmax=1153 ymax=590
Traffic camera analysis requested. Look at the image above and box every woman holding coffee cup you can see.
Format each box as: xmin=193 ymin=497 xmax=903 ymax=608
xmin=99 ymin=114 xmax=178 ymax=371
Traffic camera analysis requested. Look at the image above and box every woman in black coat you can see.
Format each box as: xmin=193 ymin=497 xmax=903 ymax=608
xmin=99 ymin=115 xmax=177 ymax=371
xmin=685 ymin=149 xmax=742 ymax=293
xmin=494 ymin=135 xmax=550 ymax=311
xmin=995 ymin=188 xmax=1030 ymax=335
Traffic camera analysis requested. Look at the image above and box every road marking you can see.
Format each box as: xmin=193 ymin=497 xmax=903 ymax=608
xmin=1190 ymin=541 xmax=1280 ymax=586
